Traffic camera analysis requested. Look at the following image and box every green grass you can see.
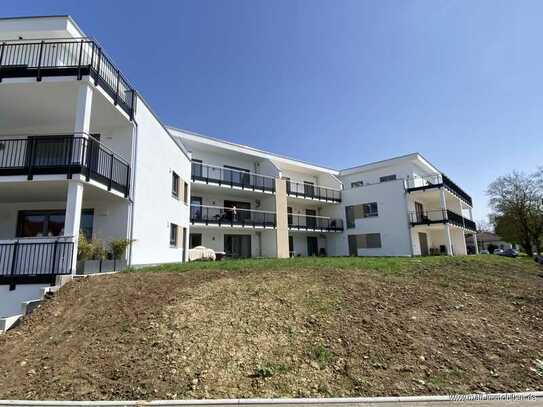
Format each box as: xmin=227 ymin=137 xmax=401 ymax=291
xmin=129 ymin=254 xmax=536 ymax=274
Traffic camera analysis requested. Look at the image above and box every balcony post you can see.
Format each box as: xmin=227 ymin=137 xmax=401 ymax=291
xmin=36 ymin=41 xmax=44 ymax=81
xmin=0 ymin=42 xmax=5 ymax=82
xmin=275 ymin=178 xmax=290 ymax=258
xmin=473 ymin=233 xmax=479 ymax=255
xmin=65 ymin=181 xmax=84 ymax=275
xmin=439 ymin=189 xmax=453 ymax=255
xmin=74 ymin=84 xmax=93 ymax=174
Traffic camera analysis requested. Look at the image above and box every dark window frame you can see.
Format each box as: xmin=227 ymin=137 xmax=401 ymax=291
xmin=172 ymin=171 xmax=180 ymax=199
xmin=379 ymin=174 xmax=397 ymax=183
xmin=170 ymin=223 xmax=178 ymax=247
xmin=16 ymin=209 xmax=94 ymax=239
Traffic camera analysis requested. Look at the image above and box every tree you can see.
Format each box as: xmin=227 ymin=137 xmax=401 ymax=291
xmin=487 ymin=169 xmax=543 ymax=256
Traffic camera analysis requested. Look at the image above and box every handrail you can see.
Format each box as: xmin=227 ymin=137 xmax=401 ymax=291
xmin=194 ymin=204 xmax=276 ymax=214
xmin=0 ymin=134 xmax=130 ymax=195
xmin=191 ymin=161 xmax=276 ymax=193
xmin=190 ymin=204 xmax=276 ymax=227
xmin=408 ymin=209 xmax=476 ymax=231
xmin=193 ymin=162 xmax=276 ymax=180
xmin=285 ymin=179 xmax=342 ymax=202
xmin=405 ymin=174 xmax=472 ymax=206
xmin=0 ymin=39 xmax=135 ymax=117
xmin=288 ymin=213 xmax=344 ymax=231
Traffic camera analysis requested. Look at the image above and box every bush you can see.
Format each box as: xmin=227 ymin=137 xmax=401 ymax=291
xmin=77 ymin=234 xmax=106 ymax=261
xmin=110 ymin=239 xmax=132 ymax=260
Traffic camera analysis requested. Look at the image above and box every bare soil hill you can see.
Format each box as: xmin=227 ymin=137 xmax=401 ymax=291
xmin=0 ymin=256 xmax=542 ymax=400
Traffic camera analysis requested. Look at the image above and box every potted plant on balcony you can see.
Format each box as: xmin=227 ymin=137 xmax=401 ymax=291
xmin=76 ymin=234 xmax=107 ymax=275
xmin=109 ymin=239 xmax=132 ymax=271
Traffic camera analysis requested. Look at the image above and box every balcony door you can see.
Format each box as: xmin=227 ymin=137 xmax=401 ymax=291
xmin=224 ymin=235 xmax=251 ymax=258
xmin=307 ymin=236 xmax=318 ymax=256
xmin=306 ymin=209 xmax=317 ymax=229
xmin=415 ymin=202 xmax=425 ymax=223
xmin=190 ymin=196 xmax=202 ymax=221
xmin=223 ymin=165 xmax=251 ymax=187
xmin=304 ymin=181 xmax=315 ymax=198
xmin=224 ymin=200 xmax=251 ymax=223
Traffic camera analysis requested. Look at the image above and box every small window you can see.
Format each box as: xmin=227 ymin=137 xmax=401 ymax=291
xmin=362 ymin=202 xmax=378 ymax=218
xmin=183 ymin=182 xmax=189 ymax=205
xmin=357 ymin=233 xmax=382 ymax=249
xmin=172 ymin=171 xmax=180 ymax=199
xmin=351 ymin=180 xmax=364 ymax=188
xmin=379 ymin=174 xmax=397 ymax=183
xmin=170 ymin=223 xmax=178 ymax=247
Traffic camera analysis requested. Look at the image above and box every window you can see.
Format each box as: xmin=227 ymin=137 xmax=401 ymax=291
xmin=171 ymin=171 xmax=180 ymax=199
xmin=379 ymin=174 xmax=397 ymax=183
xmin=183 ymin=182 xmax=189 ymax=205
xmin=303 ymin=181 xmax=315 ymax=197
xmin=351 ymin=180 xmax=364 ymax=188
xmin=348 ymin=233 xmax=382 ymax=252
xmin=362 ymin=202 xmax=378 ymax=218
xmin=357 ymin=233 xmax=382 ymax=249
xmin=190 ymin=233 xmax=202 ymax=248
xmin=345 ymin=206 xmax=355 ymax=229
xmin=16 ymin=209 xmax=94 ymax=239
xmin=170 ymin=223 xmax=178 ymax=247
xmin=223 ymin=165 xmax=250 ymax=186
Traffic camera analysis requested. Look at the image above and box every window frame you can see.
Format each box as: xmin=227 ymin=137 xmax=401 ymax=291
xmin=362 ymin=202 xmax=379 ymax=218
xmin=171 ymin=171 xmax=180 ymax=199
xmin=170 ymin=223 xmax=178 ymax=248
xmin=379 ymin=174 xmax=397 ymax=183
xmin=351 ymin=180 xmax=364 ymax=188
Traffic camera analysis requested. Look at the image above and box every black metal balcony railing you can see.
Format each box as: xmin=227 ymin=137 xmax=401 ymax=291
xmin=409 ymin=209 xmax=476 ymax=232
xmin=405 ymin=174 xmax=472 ymax=207
xmin=288 ymin=214 xmax=344 ymax=232
xmin=0 ymin=134 xmax=130 ymax=196
xmin=190 ymin=205 xmax=276 ymax=228
xmin=191 ymin=162 xmax=276 ymax=193
xmin=0 ymin=238 xmax=74 ymax=288
xmin=0 ymin=39 xmax=135 ymax=117
xmin=286 ymin=180 xmax=341 ymax=203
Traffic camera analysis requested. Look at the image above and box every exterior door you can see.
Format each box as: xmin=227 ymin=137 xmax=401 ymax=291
xmin=224 ymin=200 xmax=251 ymax=223
xmin=304 ymin=181 xmax=315 ymax=198
xmin=224 ymin=235 xmax=251 ymax=258
xmin=418 ymin=232 xmax=429 ymax=256
xmin=307 ymin=236 xmax=318 ymax=256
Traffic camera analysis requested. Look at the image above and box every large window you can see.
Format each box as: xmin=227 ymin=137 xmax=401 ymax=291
xmin=345 ymin=202 xmax=379 ymax=228
xmin=16 ymin=209 xmax=94 ymax=239
xmin=348 ymin=233 xmax=382 ymax=253
xmin=379 ymin=174 xmax=397 ymax=183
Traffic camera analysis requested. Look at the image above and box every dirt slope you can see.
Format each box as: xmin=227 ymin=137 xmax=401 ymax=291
xmin=0 ymin=257 xmax=542 ymax=400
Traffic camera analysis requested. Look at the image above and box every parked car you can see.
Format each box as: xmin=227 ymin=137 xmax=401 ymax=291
xmin=493 ymin=249 xmax=504 ymax=255
xmin=534 ymin=255 xmax=543 ymax=265
xmin=497 ymin=248 xmax=518 ymax=258
xmin=479 ymin=249 xmax=489 ymax=254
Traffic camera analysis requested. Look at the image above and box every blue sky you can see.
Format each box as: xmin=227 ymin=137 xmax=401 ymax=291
xmin=3 ymin=1 xmax=542 ymax=221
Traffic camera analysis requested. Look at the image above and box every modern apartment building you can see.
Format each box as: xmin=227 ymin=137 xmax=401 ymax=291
xmin=0 ymin=16 xmax=477 ymax=322
xmin=170 ymin=129 xmax=477 ymax=259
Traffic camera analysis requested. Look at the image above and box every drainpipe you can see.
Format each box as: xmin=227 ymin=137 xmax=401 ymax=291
xmin=127 ymin=120 xmax=138 ymax=268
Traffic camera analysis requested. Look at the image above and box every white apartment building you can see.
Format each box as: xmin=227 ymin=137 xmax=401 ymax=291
xmin=0 ymin=16 xmax=477 ymax=322
xmin=170 ymin=130 xmax=477 ymax=259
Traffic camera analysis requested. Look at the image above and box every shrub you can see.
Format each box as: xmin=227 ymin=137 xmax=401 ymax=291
xmin=110 ymin=239 xmax=132 ymax=260
xmin=77 ymin=234 xmax=106 ymax=261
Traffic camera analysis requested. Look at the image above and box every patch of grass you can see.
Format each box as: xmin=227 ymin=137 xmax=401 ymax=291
xmin=252 ymin=362 xmax=289 ymax=378
xmin=308 ymin=344 xmax=334 ymax=368
xmin=131 ymin=255 xmax=537 ymax=276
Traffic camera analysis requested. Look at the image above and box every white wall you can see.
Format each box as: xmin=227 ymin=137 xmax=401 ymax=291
xmin=130 ymin=98 xmax=191 ymax=266
xmin=289 ymin=233 xmax=326 ymax=256
xmin=336 ymin=179 xmax=413 ymax=256
xmin=0 ymin=284 xmax=44 ymax=318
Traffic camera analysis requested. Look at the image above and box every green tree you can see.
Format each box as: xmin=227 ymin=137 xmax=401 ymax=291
xmin=487 ymin=169 xmax=543 ymax=256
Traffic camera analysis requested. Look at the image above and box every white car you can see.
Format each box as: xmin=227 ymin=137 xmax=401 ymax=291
xmin=493 ymin=249 xmax=504 ymax=255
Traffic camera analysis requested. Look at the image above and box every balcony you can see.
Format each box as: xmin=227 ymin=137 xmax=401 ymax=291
xmin=191 ymin=162 xmax=276 ymax=193
xmin=286 ymin=180 xmax=341 ymax=203
xmin=190 ymin=205 xmax=276 ymax=228
xmin=405 ymin=174 xmax=472 ymax=207
xmin=288 ymin=214 xmax=344 ymax=232
xmin=0 ymin=237 xmax=74 ymax=288
xmin=0 ymin=134 xmax=130 ymax=196
xmin=0 ymin=39 xmax=135 ymax=117
xmin=409 ymin=209 xmax=476 ymax=232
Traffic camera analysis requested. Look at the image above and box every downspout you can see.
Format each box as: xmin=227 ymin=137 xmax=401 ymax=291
xmin=127 ymin=109 xmax=139 ymax=268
